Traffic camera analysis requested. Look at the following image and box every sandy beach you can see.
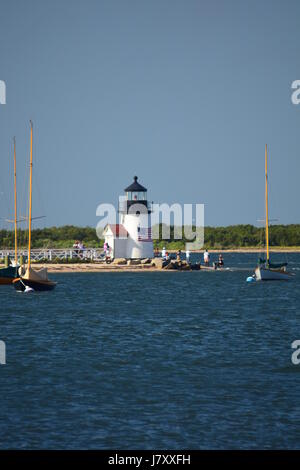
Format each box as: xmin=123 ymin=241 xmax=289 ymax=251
xmin=32 ymin=263 xmax=160 ymax=273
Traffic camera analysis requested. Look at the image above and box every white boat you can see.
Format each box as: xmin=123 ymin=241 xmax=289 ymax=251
xmin=253 ymin=145 xmax=293 ymax=281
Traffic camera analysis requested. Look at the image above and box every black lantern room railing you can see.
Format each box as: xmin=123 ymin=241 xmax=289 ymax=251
xmin=118 ymin=200 xmax=153 ymax=214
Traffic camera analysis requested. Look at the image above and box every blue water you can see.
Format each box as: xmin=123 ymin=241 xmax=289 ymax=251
xmin=0 ymin=253 xmax=300 ymax=449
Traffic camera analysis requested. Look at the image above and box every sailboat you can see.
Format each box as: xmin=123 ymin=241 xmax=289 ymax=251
xmin=13 ymin=121 xmax=57 ymax=292
xmin=0 ymin=138 xmax=19 ymax=284
xmin=254 ymin=145 xmax=293 ymax=281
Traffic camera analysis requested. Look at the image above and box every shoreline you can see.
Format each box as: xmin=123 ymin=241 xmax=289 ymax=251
xmin=0 ymin=248 xmax=299 ymax=273
xmin=165 ymin=248 xmax=300 ymax=253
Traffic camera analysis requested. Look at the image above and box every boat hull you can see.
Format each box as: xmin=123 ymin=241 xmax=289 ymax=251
xmin=13 ymin=278 xmax=57 ymax=292
xmin=0 ymin=277 xmax=15 ymax=285
xmin=255 ymin=266 xmax=293 ymax=281
xmin=0 ymin=266 xmax=18 ymax=285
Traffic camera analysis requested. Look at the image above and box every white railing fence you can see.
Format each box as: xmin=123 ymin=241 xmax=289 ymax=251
xmin=0 ymin=248 xmax=105 ymax=262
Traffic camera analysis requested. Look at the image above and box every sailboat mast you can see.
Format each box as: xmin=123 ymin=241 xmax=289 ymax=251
xmin=265 ymin=144 xmax=269 ymax=261
xmin=28 ymin=121 xmax=33 ymax=268
xmin=13 ymin=137 xmax=18 ymax=265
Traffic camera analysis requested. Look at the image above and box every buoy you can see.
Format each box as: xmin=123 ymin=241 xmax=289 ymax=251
xmin=246 ymin=276 xmax=256 ymax=283
xmin=24 ymin=285 xmax=34 ymax=293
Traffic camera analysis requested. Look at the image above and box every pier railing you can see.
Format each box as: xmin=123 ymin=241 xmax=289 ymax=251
xmin=0 ymin=248 xmax=105 ymax=262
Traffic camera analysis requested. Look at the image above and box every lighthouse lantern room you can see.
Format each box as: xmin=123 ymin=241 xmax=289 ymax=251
xmin=103 ymin=176 xmax=154 ymax=260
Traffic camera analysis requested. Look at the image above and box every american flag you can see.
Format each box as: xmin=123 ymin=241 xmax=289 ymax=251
xmin=138 ymin=227 xmax=152 ymax=241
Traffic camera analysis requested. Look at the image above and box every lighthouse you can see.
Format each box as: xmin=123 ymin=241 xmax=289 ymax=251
xmin=103 ymin=176 xmax=154 ymax=260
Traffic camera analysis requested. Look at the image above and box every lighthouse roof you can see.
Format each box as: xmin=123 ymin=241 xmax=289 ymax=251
xmin=125 ymin=176 xmax=147 ymax=192
xmin=104 ymin=224 xmax=128 ymax=238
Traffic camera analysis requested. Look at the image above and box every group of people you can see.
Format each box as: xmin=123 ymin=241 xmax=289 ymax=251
xmin=203 ymin=249 xmax=224 ymax=267
xmin=73 ymin=240 xmax=85 ymax=256
xmin=158 ymin=247 xmax=187 ymax=263
xmin=161 ymin=247 xmax=170 ymax=261
xmin=155 ymin=246 xmax=224 ymax=267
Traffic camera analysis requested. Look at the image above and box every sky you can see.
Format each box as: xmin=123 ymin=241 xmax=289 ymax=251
xmin=0 ymin=0 xmax=299 ymax=229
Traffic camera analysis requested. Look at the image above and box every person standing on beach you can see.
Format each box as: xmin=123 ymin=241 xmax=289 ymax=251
xmin=204 ymin=249 xmax=210 ymax=266
xmin=186 ymin=249 xmax=190 ymax=264
xmin=105 ymin=243 xmax=111 ymax=261
xmin=162 ymin=247 xmax=166 ymax=259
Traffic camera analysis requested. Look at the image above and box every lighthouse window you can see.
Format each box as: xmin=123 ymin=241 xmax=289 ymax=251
xmin=127 ymin=191 xmax=147 ymax=201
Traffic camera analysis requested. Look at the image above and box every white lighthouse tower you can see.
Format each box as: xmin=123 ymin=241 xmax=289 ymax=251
xmin=120 ymin=176 xmax=154 ymax=259
xmin=103 ymin=176 xmax=154 ymax=260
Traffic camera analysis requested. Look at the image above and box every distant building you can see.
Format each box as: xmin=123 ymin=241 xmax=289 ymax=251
xmin=103 ymin=176 xmax=154 ymax=259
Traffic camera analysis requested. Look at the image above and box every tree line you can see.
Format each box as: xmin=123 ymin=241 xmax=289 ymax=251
xmin=0 ymin=224 xmax=299 ymax=249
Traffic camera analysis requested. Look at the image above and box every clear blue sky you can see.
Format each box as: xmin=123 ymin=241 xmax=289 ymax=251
xmin=0 ymin=0 xmax=299 ymax=228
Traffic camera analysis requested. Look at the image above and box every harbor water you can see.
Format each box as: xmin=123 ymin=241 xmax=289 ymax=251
xmin=0 ymin=253 xmax=300 ymax=449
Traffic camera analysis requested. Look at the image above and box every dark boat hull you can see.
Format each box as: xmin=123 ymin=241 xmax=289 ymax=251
xmin=0 ymin=266 xmax=18 ymax=285
xmin=13 ymin=278 xmax=57 ymax=292
xmin=0 ymin=277 xmax=15 ymax=285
